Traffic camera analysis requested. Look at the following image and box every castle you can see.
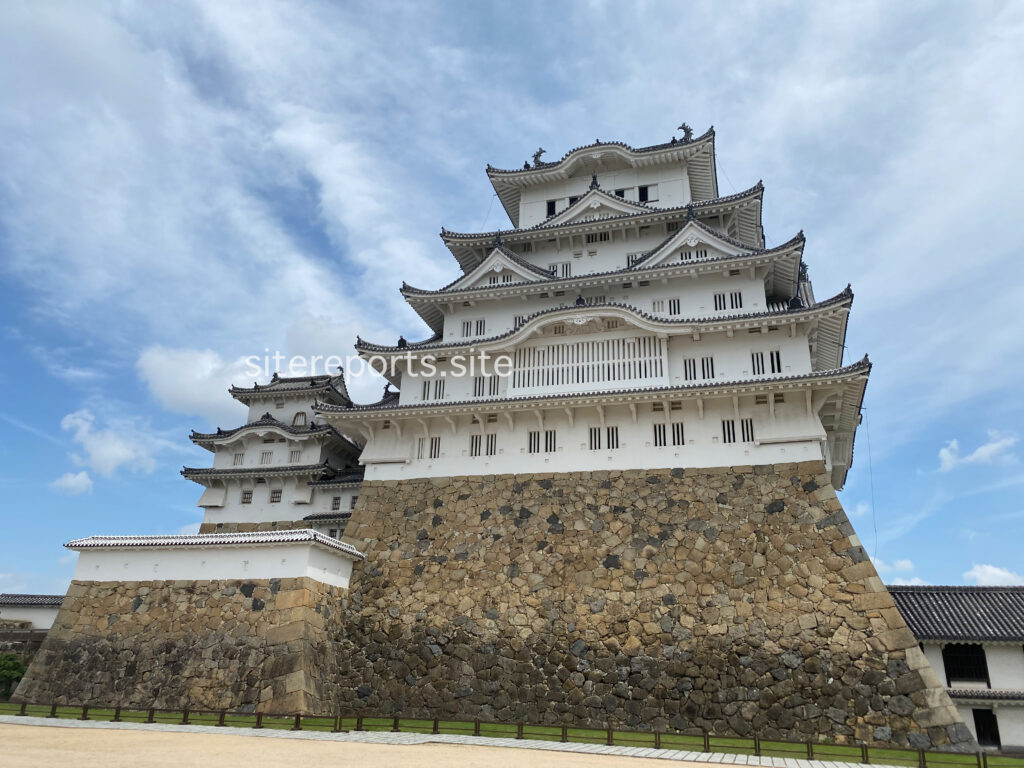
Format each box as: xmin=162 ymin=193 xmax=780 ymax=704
xmin=14 ymin=125 xmax=978 ymax=750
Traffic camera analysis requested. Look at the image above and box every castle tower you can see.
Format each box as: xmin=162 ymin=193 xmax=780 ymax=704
xmin=186 ymin=372 xmax=365 ymax=537
xmin=316 ymin=129 xmax=974 ymax=748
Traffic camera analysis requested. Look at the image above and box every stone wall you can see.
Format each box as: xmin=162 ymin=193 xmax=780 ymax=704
xmin=331 ymin=462 xmax=974 ymax=749
xmin=13 ymin=577 xmax=346 ymax=714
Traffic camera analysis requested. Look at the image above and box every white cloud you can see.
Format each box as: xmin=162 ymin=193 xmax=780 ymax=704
xmin=891 ymin=577 xmax=929 ymax=586
xmin=60 ymin=408 xmax=160 ymax=477
xmin=963 ymin=564 xmax=1024 ymax=586
xmin=848 ymin=501 xmax=871 ymax=517
xmin=939 ymin=431 xmax=1018 ymax=472
xmin=137 ymin=346 xmax=251 ymax=426
xmin=873 ymin=557 xmax=915 ymax=574
xmin=50 ymin=470 xmax=93 ymax=495
xmin=176 ymin=521 xmax=202 ymax=535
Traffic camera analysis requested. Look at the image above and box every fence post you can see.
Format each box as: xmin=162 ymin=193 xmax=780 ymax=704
xmin=217 ymin=711 xmax=226 ymax=727
xmin=332 ymin=715 xmax=342 ymax=733
xmin=982 ymin=752 xmax=989 ymax=768
xmin=355 ymin=715 xmax=363 ymax=731
xmin=78 ymin=705 xmax=89 ymax=721
xmin=606 ymin=724 xmax=613 ymax=746
xmin=18 ymin=702 xmax=27 ymax=716
xmin=432 ymin=718 xmax=439 ymax=735
xmin=807 ymin=740 xmax=814 ymax=759
xmin=918 ymin=749 xmax=926 ymax=768
xmin=754 ymin=734 xmax=760 ymax=756
xmin=654 ymin=730 xmax=661 ymax=750
xmin=474 ymin=719 xmax=481 ymax=737
xmin=113 ymin=706 xmax=121 ymax=723
xmin=292 ymin=713 xmax=302 ymax=731
xmin=182 ymin=709 xmax=190 ymax=725
xmin=976 ymin=752 xmax=983 ymax=768
xmin=517 ymin=722 xmax=524 ymax=740
xmin=861 ymin=744 xmax=869 ymax=764
xmin=48 ymin=703 xmax=57 ymax=718
xmin=703 ymin=732 xmax=710 ymax=752
xmin=146 ymin=708 xmax=155 ymax=724
xmin=561 ymin=724 xmax=568 ymax=743
xmin=254 ymin=713 xmax=264 ymax=729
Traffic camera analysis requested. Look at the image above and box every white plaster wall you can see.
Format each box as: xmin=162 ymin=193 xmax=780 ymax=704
xmin=71 ymin=542 xmax=355 ymax=589
xmin=987 ymin=645 xmax=1024 ymax=689
xmin=210 ymin=433 xmax=325 ymax=469
xmin=922 ymin=644 xmax=947 ymax=685
xmin=359 ymin=399 xmax=826 ymax=480
xmin=0 ymin=605 xmax=59 ymax=629
xmin=518 ymin=163 xmax=693 ymax=228
xmin=201 ymin=485 xmax=359 ymax=526
xmin=998 ymin=707 xmax=1024 ymax=750
xmin=245 ymin=394 xmax=319 ymax=426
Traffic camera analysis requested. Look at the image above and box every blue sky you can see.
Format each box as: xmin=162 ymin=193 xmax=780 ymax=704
xmin=1 ymin=1 xmax=1022 ymax=593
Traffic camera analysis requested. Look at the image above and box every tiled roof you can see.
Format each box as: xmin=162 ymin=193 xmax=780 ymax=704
xmin=303 ymin=512 xmax=353 ymax=522
xmin=485 ymin=128 xmax=715 ymax=175
xmin=358 ymin=285 xmax=852 ymax=354
xmin=229 ymin=373 xmax=351 ymax=405
xmin=191 ymin=414 xmax=339 ymax=442
xmin=405 ymin=225 xmax=803 ymax=298
xmin=441 ymin=181 xmax=762 ymax=242
xmin=0 ymin=594 xmax=64 ymax=606
xmin=946 ymin=689 xmax=1024 ymax=701
xmin=888 ymin=586 xmax=1024 ymax=642
xmin=316 ymin=355 xmax=870 ymax=415
xmin=66 ymin=530 xmax=365 ymax=559
xmin=307 ymin=468 xmax=365 ymax=486
xmin=181 ymin=463 xmax=336 ymax=480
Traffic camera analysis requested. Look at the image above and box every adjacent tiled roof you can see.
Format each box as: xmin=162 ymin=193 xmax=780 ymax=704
xmin=303 ymin=512 xmax=353 ymax=522
xmin=358 ymin=285 xmax=852 ymax=354
xmin=0 ymin=594 xmax=64 ymax=606
xmin=441 ymin=181 xmax=762 ymax=242
xmin=190 ymin=413 xmax=344 ymax=443
xmin=66 ymin=530 xmax=365 ymax=559
xmin=485 ymin=128 xmax=716 ymax=175
xmin=946 ymin=689 xmax=1024 ymax=701
xmin=888 ymin=586 xmax=1024 ymax=642
xmin=316 ymin=355 xmax=870 ymax=415
xmin=405 ymin=225 xmax=804 ymax=298
xmin=181 ymin=463 xmax=336 ymax=480
xmin=229 ymin=373 xmax=351 ymax=406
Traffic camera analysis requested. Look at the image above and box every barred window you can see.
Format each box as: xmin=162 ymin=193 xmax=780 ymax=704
xmin=701 ymin=356 xmax=715 ymax=379
xmin=292 ymin=412 xmax=307 ymax=427
xmin=486 ymin=434 xmax=497 ymax=456
xmin=682 ymin=357 xmax=697 ymax=380
xmin=469 ymin=434 xmax=482 ymax=457
xmin=653 ymin=423 xmax=666 ymax=447
xmin=528 ymin=430 xmax=541 ymax=454
xmin=668 ymin=298 xmax=680 ymax=315
xmin=589 ymin=427 xmax=601 ymax=451
xmin=606 ymin=426 xmax=619 ymax=450
xmin=270 ymin=489 xmax=282 ymax=503
xmin=943 ymin=644 xmax=989 ymax=684
xmin=671 ymin=422 xmax=685 ymax=446
xmin=713 ymin=292 xmax=727 ymax=311
xmin=331 ymin=496 xmax=341 ymax=511
xmin=350 ymin=495 xmax=359 ymax=510
xmin=741 ymin=418 xmax=755 ymax=442
xmin=288 ymin=449 xmax=301 ymax=463
xmin=260 ymin=450 xmax=272 ymax=465
xmin=233 ymin=452 xmax=244 ymax=466
xmin=770 ymin=350 xmax=782 ymax=374
xmin=722 ymin=419 xmax=737 ymax=444
xmin=429 ymin=436 xmax=441 ymax=459
xmin=241 ymin=490 xmax=253 ymax=504
xmin=729 ymin=291 xmax=743 ymax=309
xmin=473 ymin=376 xmax=485 ymax=397
xmin=752 ymin=352 xmax=765 ymax=375
xmin=544 ymin=430 xmax=556 ymax=453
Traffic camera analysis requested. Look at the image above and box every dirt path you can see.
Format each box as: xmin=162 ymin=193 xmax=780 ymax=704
xmin=0 ymin=722 xmax=703 ymax=768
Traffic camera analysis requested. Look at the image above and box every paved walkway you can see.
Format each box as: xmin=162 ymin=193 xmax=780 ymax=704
xmin=0 ymin=714 xmax=911 ymax=768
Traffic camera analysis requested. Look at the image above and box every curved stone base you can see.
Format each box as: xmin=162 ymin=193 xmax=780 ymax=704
xmin=331 ymin=462 xmax=974 ymax=750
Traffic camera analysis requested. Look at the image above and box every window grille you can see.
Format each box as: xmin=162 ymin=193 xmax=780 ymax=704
xmin=729 ymin=291 xmax=743 ymax=309
xmin=486 ymin=434 xmax=497 ymax=456
xmin=752 ymin=352 xmax=765 ymax=375
xmin=241 ymin=490 xmax=253 ymax=504
xmin=475 ymin=319 xmax=486 ymax=335
xmin=682 ymin=358 xmax=697 ymax=380
xmin=544 ymin=430 xmax=556 ymax=452
xmin=429 ymin=436 xmax=441 ymax=459
xmin=701 ymin=356 xmax=715 ymax=379
xmin=331 ymin=496 xmax=341 ymax=511
xmin=528 ymin=431 xmax=540 ymax=454
xmin=461 ymin=320 xmax=472 ymax=337
xmin=942 ymin=644 xmax=990 ymax=684
xmin=233 ymin=452 xmax=244 ymax=466
xmin=713 ymin=292 xmax=727 ymax=311
xmin=350 ymin=495 xmax=358 ymax=510
xmin=770 ymin=350 xmax=782 ymax=374
xmin=606 ymin=426 xmax=619 ymax=449
xmin=292 ymin=412 xmax=306 ymax=427
xmin=741 ymin=418 xmax=755 ymax=442
xmin=260 ymin=451 xmax=272 ymax=465
xmin=671 ymin=422 xmax=685 ymax=446
xmin=469 ymin=434 xmax=482 ymax=457
xmin=473 ymin=376 xmax=485 ymax=397
xmin=652 ymin=299 xmax=665 ymax=312
xmin=416 ymin=437 xmax=426 ymax=460
xmin=585 ymin=231 xmax=610 ymax=244
xmin=270 ymin=489 xmax=282 ymax=503
xmin=589 ymin=427 xmax=601 ymax=450
xmin=289 ymin=449 xmax=301 ymax=463
xmin=653 ymin=423 xmax=666 ymax=447
xmin=668 ymin=298 xmax=680 ymax=315
xmin=722 ymin=419 xmax=737 ymax=444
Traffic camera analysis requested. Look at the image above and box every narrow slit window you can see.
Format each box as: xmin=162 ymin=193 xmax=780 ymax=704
xmin=752 ymin=351 xmax=765 ymax=375
xmin=671 ymin=422 xmax=685 ymax=446
xmin=429 ymin=436 xmax=441 ymax=459
xmin=713 ymin=292 xmax=727 ymax=311
xmin=653 ymin=423 xmax=667 ymax=447
xmin=701 ymin=356 xmax=715 ymax=379
xmin=741 ymin=418 xmax=755 ymax=442
xmin=722 ymin=419 xmax=737 ymax=444
xmin=486 ymin=433 xmax=497 ymax=456
xmin=589 ymin=427 xmax=602 ymax=451
xmin=606 ymin=426 xmax=620 ymax=450
xmin=469 ymin=434 xmax=482 ymax=457
xmin=769 ymin=350 xmax=782 ymax=374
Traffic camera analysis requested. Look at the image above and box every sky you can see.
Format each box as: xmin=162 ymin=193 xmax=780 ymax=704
xmin=0 ymin=0 xmax=1022 ymax=594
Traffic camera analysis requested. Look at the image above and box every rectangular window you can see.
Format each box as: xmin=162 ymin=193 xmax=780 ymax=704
xmin=552 ymin=324 xmax=566 ymax=335
xmin=701 ymin=356 xmax=715 ymax=379
xmin=486 ymin=433 xmax=497 ymax=456
xmin=421 ymin=380 xmax=430 ymax=400
xmin=741 ymin=418 xmax=755 ymax=442
xmin=615 ymin=188 xmax=626 ymax=198
xmin=429 ymin=436 xmax=441 ymax=459
xmin=671 ymin=422 xmax=685 ymax=446
xmin=528 ymin=430 xmax=541 ymax=454
xmin=973 ymin=710 xmax=1000 ymax=748
xmin=589 ymin=427 xmax=601 ymax=451
xmin=568 ymin=195 xmax=579 ymax=206
xmin=488 ymin=376 xmax=499 ymax=396
xmin=722 ymin=419 xmax=737 ymax=444
xmin=288 ymin=449 xmax=301 ymax=463
xmin=473 ymin=376 xmax=485 ymax=397
xmin=350 ymin=495 xmax=358 ymax=510
xmin=638 ymin=185 xmax=649 ymax=202
xmin=514 ymin=315 xmax=526 ymax=327
xmin=586 ymin=295 xmax=606 ymax=305
xmin=502 ymin=274 xmax=512 ymax=283
xmin=260 ymin=450 xmax=272 ymax=465
xmin=328 ymin=528 xmax=338 ymax=539
xmin=626 ymin=252 xmax=644 ymax=267
xmin=331 ymin=496 xmax=341 ymax=511
xmin=488 ymin=275 xmax=498 ymax=285
xmin=682 ymin=357 xmax=697 ymax=380
xmin=653 ymin=423 xmax=666 ymax=447
xmin=730 ymin=291 xmax=743 ymax=309
xmin=585 ymin=231 xmax=610 ymax=244
xmin=416 ymin=437 xmax=426 ymax=460
xmin=668 ymin=298 xmax=680 ymax=315
xmin=270 ymin=489 xmax=282 ymax=503
xmin=606 ymin=426 xmax=620 ymax=449
xmin=461 ymin=320 xmax=472 ymax=337
xmin=942 ymin=643 xmax=990 ymax=684
xmin=433 ymin=379 xmax=445 ymax=399
xmin=546 ymin=199 xmax=556 ymax=217
xmin=713 ymin=292 xmax=727 ymax=311
xmin=469 ymin=434 xmax=482 ymax=457
xmin=666 ymin=221 xmax=680 ymax=233
xmin=275 ymin=400 xmax=285 ymax=409
xmin=548 ymin=261 xmax=571 ymax=277
xmin=752 ymin=352 xmax=765 ymax=375
xmin=233 ymin=452 xmax=244 ymax=466
xmin=544 ymin=429 xmax=557 ymax=453
xmin=769 ymin=350 xmax=782 ymax=374
xmin=774 ymin=393 xmax=785 ymax=404
xmin=652 ymin=299 xmax=665 ymax=313
xmin=475 ymin=319 xmax=486 ymax=335
xmin=241 ymin=490 xmax=253 ymax=504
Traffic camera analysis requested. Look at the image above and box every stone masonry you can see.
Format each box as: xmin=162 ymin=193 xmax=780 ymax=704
xmin=14 ymin=576 xmax=345 ymax=714
xmin=330 ymin=461 xmax=974 ymax=750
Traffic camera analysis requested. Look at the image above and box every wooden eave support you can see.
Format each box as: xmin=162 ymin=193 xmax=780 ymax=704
xmin=563 ymin=407 xmax=575 ymax=427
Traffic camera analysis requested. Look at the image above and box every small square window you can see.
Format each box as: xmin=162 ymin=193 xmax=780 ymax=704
xmin=331 ymin=496 xmax=341 ymax=511
xmin=270 ymin=489 xmax=282 ymax=503
xmin=241 ymin=490 xmax=253 ymax=504
xmin=233 ymin=452 xmax=244 ymax=466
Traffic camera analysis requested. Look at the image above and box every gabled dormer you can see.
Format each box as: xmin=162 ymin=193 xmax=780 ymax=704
xmin=447 ymin=245 xmax=553 ymax=291
xmin=541 ymin=185 xmax=652 ymax=228
xmin=632 ymin=219 xmax=749 ymax=270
